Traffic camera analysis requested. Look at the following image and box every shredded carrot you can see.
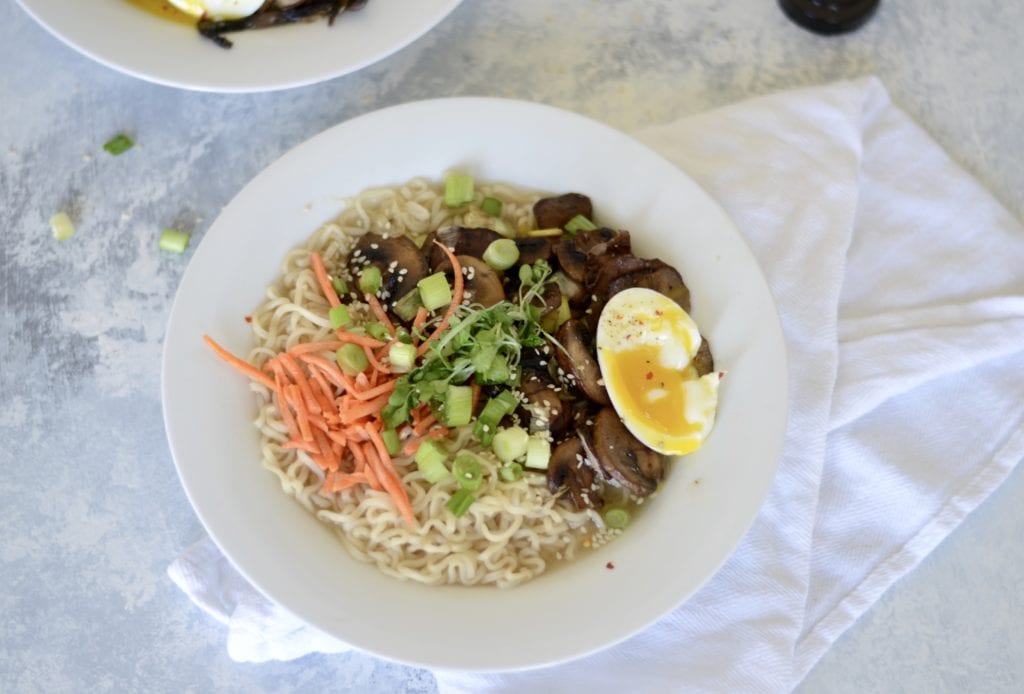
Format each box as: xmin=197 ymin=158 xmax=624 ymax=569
xmin=417 ymin=241 xmax=464 ymax=356
xmin=365 ymin=292 xmax=396 ymax=336
xmin=363 ymin=441 xmax=415 ymax=526
xmin=362 ymin=344 xmax=391 ymax=374
xmin=279 ymin=353 xmax=321 ymax=415
xmin=283 ymin=385 xmax=314 ymax=442
xmin=269 ymin=361 xmax=300 ymax=442
xmin=310 ymin=252 xmax=341 ymax=308
xmin=205 ymin=242 xmax=443 ymax=526
xmin=335 ymin=330 xmax=387 ymax=349
xmin=299 ymin=353 xmax=355 ymax=392
xmin=282 ymin=439 xmax=319 ymax=453
xmin=413 ymin=412 xmax=438 ymax=436
xmin=356 ymin=379 xmax=397 ymax=402
xmin=412 ymin=306 xmax=429 ymax=344
xmin=203 ymin=335 xmax=277 ymax=390
xmin=340 ymin=391 xmax=394 ymax=425
xmin=288 ymin=340 xmax=346 ymax=355
xmin=331 ymin=472 xmax=373 ymax=492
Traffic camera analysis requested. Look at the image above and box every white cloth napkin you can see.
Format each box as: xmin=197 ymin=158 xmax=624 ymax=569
xmin=168 ymin=77 xmax=1024 ymax=691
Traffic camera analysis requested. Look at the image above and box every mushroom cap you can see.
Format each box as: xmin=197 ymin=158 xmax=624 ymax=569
xmin=427 ymin=227 xmax=503 ymax=269
xmin=533 ymin=193 xmax=594 ymax=230
xmin=547 ymin=437 xmax=602 ymax=510
xmin=348 ymin=232 xmax=429 ymax=304
xmin=554 ymin=319 xmax=609 ymax=406
xmin=433 ymin=254 xmax=506 ymax=308
xmin=588 ymin=407 xmax=665 ymax=496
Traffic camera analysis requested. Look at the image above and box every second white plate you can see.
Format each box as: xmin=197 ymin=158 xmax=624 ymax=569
xmin=16 ymin=0 xmax=463 ymax=92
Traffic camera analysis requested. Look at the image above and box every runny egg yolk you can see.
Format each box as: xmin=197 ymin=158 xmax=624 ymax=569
xmin=596 ymin=287 xmax=721 ymax=456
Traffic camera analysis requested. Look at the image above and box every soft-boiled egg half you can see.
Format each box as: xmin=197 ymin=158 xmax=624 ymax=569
xmin=168 ymin=0 xmax=264 ymax=20
xmin=596 ymin=287 xmax=722 ymax=456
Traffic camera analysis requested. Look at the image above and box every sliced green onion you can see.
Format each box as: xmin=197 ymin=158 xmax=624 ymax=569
xmin=474 ymin=392 xmax=516 ymax=446
xmin=442 ymin=384 xmax=473 ymax=427
xmin=499 ymin=463 xmax=523 ymax=482
xmin=480 ymin=196 xmax=503 ymax=217
xmin=481 ymin=355 xmax=510 ymax=385
xmin=492 ymin=426 xmax=529 ymax=464
xmin=564 ymin=214 xmax=598 ymax=234
xmin=336 ymin=343 xmax=369 ymax=375
xmin=446 ymin=488 xmax=476 ymax=517
xmin=381 ymin=429 xmax=402 ymax=457
xmin=331 ymin=275 xmax=348 ymax=296
xmin=417 ymin=272 xmax=453 ymax=312
xmin=524 ymin=436 xmax=551 ymax=470
xmin=365 ymin=321 xmax=390 ymax=341
xmin=159 ymin=229 xmax=190 ymax=254
xmin=452 ymin=453 xmax=483 ymax=492
xmin=392 ymin=289 xmax=423 ymax=322
xmin=470 ymin=343 xmax=498 ymax=374
xmin=492 ymin=218 xmax=517 ymax=239
xmin=358 ymin=266 xmax=382 ymax=295
xmin=49 ymin=212 xmax=75 ymax=241
xmin=518 ymin=264 xmax=534 ymax=286
xmin=388 ymin=342 xmax=417 ymax=373
xmin=415 ymin=440 xmax=450 ymax=483
xmin=540 ymin=296 xmax=570 ymax=333
xmin=329 ymin=305 xmax=351 ymax=329
xmin=482 ymin=239 xmax=520 ymax=271
xmin=603 ymin=506 xmax=631 ymax=530
xmin=444 ymin=173 xmax=475 ymax=208
xmin=102 ymin=133 xmax=134 ymax=155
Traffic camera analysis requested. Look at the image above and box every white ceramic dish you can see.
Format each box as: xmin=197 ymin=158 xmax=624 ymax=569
xmin=161 ymin=98 xmax=788 ymax=671
xmin=15 ymin=0 xmax=463 ymax=92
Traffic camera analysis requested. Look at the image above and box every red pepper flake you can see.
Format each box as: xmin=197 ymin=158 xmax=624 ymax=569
xmin=606 ymin=561 xmax=615 ymax=570
xmin=244 ymin=315 xmax=253 ymax=324
xmin=645 ymin=371 xmax=653 ymax=380
xmin=654 ymin=310 xmax=663 ymax=316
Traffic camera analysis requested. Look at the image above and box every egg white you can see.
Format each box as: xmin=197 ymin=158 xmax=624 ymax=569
xmin=168 ymin=0 xmax=265 ymax=20
xmin=596 ymin=287 xmax=720 ymax=456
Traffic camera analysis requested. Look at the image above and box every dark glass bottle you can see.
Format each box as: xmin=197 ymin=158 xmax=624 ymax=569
xmin=779 ymin=0 xmax=880 ymax=35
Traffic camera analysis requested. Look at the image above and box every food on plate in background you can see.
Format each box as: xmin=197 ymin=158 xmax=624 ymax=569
xmin=205 ymin=174 xmax=721 ymax=587
xmin=128 ymin=0 xmax=369 ymax=48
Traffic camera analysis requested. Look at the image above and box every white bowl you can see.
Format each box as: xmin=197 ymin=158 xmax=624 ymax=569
xmin=15 ymin=0 xmax=463 ymax=92
xmin=161 ymin=98 xmax=788 ymax=671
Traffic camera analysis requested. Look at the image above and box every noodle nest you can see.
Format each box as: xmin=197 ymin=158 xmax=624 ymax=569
xmin=247 ymin=176 xmax=599 ymax=588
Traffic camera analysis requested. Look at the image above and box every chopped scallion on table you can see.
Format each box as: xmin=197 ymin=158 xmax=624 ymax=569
xmin=103 ymin=134 xmax=134 ymax=155
xmin=159 ymin=229 xmax=190 ymax=253
xmin=49 ymin=212 xmax=75 ymax=241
